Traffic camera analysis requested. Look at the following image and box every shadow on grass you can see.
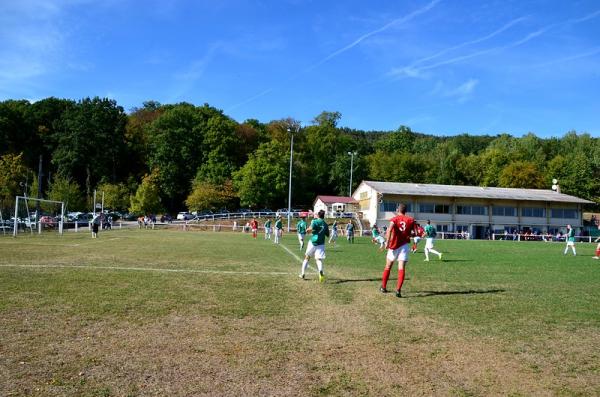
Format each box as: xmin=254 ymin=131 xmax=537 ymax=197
xmin=329 ymin=277 xmax=416 ymax=284
xmin=410 ymin=289 xmax=505 ymax=298
xmin=435 ymin=259 xmax=473 ymax=263
xmin=329 ymin=277 xmax=382 ymax=284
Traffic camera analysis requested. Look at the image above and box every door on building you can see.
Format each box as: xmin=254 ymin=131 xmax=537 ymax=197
xmin=472 ymin=225 xmax=486 ymax=240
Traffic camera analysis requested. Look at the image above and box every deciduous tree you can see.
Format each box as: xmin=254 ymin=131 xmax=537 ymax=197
xmin=233 ymin=141 xmax=289 ymax=208
xmin=47 ymin=175 xmax=85 ymax=211
xmin=129 ymin=172 xmax=163 ymax=215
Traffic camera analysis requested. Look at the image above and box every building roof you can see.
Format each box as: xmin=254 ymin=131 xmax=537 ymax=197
xmin=360 ymin=181 xmax=593 ymax=205
xmin=314 ymin=195 xmax=358 ymax=205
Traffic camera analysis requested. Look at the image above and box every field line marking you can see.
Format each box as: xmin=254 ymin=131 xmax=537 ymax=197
xmin=0 ymin=264 xmax=292 ymax=276
xmin=279 ymin=243 xmax=303 ymax=263
xmin=279 ymin=243 xmax=318 ymax=272
xmin=279 ymin=242 xmax=349 ymax=278
xmin=0 ymin=237 xmax=122 ymax=248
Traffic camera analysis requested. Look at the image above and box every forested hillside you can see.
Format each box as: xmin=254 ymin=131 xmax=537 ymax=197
xmin=1 ymin=97 xmax=598 ymax=214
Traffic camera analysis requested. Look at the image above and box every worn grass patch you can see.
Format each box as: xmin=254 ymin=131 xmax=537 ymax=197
xmin=1 ymin=230 xmax=600 ymax=396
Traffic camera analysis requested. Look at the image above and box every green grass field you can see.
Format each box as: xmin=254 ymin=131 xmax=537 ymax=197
xmin=1 ymin=229 xmax=600 ymax=396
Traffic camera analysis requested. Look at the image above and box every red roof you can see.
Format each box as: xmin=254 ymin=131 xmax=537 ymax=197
xmin=315 ymin=195 xmax=358 ymax=204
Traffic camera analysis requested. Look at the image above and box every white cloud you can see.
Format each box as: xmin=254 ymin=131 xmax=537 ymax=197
xmin=449 ymin=79 xmax=478 ymax=96
xmin=388 ymin=66 xmax=430 ymax=80
xmin=432 ymin=78 xmax=479 ymax=103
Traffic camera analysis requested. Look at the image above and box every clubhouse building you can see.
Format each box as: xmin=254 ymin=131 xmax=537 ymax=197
xmin=352 ymin=181 xmax=593 ymax=239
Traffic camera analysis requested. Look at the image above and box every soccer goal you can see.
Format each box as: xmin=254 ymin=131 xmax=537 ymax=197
xmin=12 ymin=196 xmax=65 ymax=237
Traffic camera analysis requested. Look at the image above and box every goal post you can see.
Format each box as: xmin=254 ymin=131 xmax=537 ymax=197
xmin=13 ymin=196 xmax=65 ymax=237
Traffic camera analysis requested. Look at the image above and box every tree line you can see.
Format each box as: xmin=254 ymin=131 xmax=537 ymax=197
xmin=1 ymin=97 xmax=599 ymax=215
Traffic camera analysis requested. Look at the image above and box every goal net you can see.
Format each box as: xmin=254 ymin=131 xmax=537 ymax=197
xmin=12 ymin=196 xmax=65 ymax=237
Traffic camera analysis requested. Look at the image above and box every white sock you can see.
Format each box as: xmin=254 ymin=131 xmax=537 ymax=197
xmin=301 ymin=259 xmax=309 ymax=275
xmin=316 ymin=259 xmax=323 ymax=273
xmin=424 ymin=248 xmax=430 ymax=260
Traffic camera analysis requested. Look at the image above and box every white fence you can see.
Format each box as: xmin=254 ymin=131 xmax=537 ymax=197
xmin=492 ymin=233 xmax=597 ymax=243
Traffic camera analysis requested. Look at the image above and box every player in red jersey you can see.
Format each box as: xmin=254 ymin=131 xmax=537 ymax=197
xmin=411 ymin=223 xmax=424 ymax=253
xmin=380 ymin=203 xmax=417 ymax=298
xmin=250 ymin=218 xmax=258 ymax=239
xmin=593 ymin=242 xmax=600 ymax=259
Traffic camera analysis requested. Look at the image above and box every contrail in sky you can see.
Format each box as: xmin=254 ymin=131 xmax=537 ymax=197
xmin=534 ymin=46 xmax=600 ymax=67
xmin=226 ymin=0 xmax=441 ymax=112
xmin=399 ymin=8 xmax=600 ymax=75
xmin=410 ymin=16 xmax=527 ymax=67
xmin=303 ymin=0 xmax=442 ymax=73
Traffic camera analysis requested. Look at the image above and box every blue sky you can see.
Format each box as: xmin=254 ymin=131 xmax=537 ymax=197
xmin=1 ymin=0 xmax=599 ymax=137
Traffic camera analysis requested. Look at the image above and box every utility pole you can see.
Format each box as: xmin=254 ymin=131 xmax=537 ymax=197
xmin=36 ymin=155 xmax=43 ymax=218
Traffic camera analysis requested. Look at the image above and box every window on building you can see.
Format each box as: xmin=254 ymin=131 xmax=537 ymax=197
xmin=419 ymin=203 xmax=434 ymax=213
xmin=492 ymin=206 xmax=516 ymax=216
xmin=436 ymin=224 xmax=450 ymax=232
xmin=455 ymin=224 xmax=469 ymax=232
xmin=551 ymin=208 xmax=578 ymax=219
xmin=419 ymin=202 xmax=449 ymax=213
xmin=360 ymin=192 xmax=368 ymax=200
xmin=435 ymin=204 xmax=451 ymax=214
xmin=457 ymin=205 xmax=488 ymax=215
xmin=522 ymin=207 xmax=545 ymax=217
xmin=379 ymin=201 xmax=412 ymax=212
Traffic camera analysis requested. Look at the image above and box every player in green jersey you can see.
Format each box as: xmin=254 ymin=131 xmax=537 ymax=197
xmin=264 ymin=218 xmax=272 ymax=240
xmin=300 ymin=210 xmax=329 ymax=282
xmin=563 ymin=224 xmax=576 ymax=255
xmin=371 ymin=224 xmax=385 ymax=250
xmin=297 ymin=217 xmax=307 ymax=249
xmin=329 ymin=219 xmax=338 ymax=246
xmin=274 ymin=216 xmax=283 ymax=244
xmin=423 ymin=220 xmax=443 ymax=261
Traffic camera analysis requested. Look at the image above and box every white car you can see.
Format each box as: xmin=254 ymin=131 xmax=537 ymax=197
xmin=176 ymin=212 xmax=193 ymax=220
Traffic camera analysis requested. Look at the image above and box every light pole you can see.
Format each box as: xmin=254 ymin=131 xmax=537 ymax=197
xmin=348 ymin=151 xmax=357 ymax=196
xmin=287 ymin=126 xmax=297 ymax=232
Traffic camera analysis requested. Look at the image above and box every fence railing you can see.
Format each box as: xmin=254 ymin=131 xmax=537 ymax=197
xmin=492 ymin=233 xmax=597 ymax=243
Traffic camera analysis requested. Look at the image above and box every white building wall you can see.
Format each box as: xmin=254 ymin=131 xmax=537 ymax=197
xmin=352 ymin=183 xmax=378 ymax=227
xmin=351 ymin=182 xmax=585 ymax=237
xmin=313 ymin=199 xmax=327 ymax=215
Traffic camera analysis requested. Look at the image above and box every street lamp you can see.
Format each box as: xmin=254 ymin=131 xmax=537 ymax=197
xmin=348 ymin=151 xmax=357 ymax=196
xmin=552 ymin=178 xmax=560 ymax=193
xmin=287 ymin=126 xmax=299 ymax=232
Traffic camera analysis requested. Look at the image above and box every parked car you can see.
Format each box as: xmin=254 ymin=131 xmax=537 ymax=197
xmin=0 ymin=219 xmax=13 ymax=230
xmin=176 ymin=212 xmax=194 ymax=221
xmin=190 ymin=210 xmax=212 ymax=219
xmin=63 ymin=213 xmax=93 ymax=229
xmin=276 ymin=208 xmax=288 ymax=217
xmin=291 ymin=208 xmax=304 ymax=217
xmin=121 ymin=212 xmax=138 ymax=221
xmin=257 ymin=208 xmax=274 ymax=215
xmin=67 ymin=212 xmax=83 ymax=221
xmin=299 ymin=210 xmax=314 ymax=218
xmin=39 ymin=216 xmax=57 ymax=228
